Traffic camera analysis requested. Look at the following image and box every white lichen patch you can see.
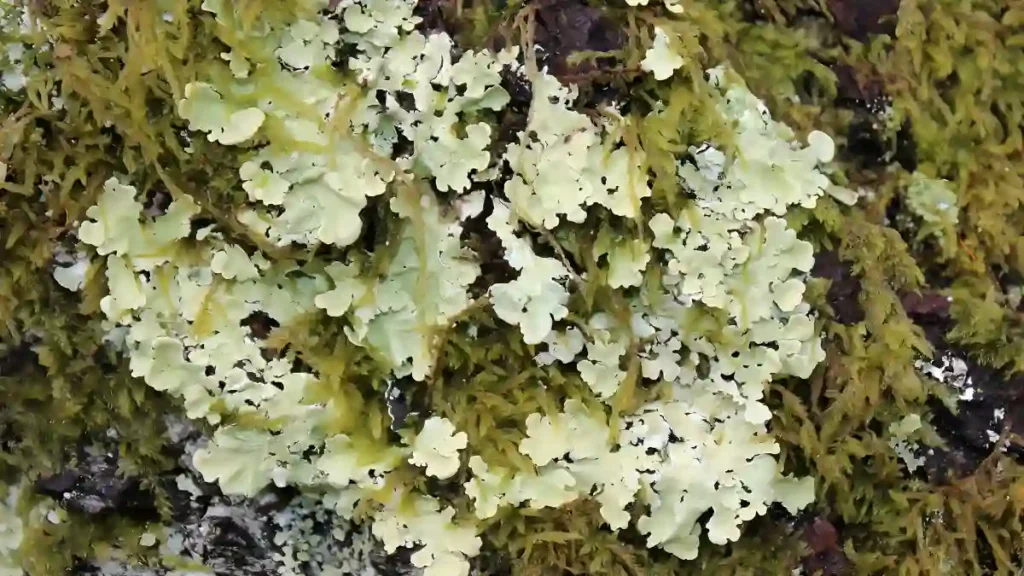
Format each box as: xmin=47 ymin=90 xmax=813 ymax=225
xmin=410 ymin=417 xmax=468 ymax=480
xmin=916 ymin=352 xmax=976 ymax=401
xmin=906 ymin=172 xmax=959 ymax=228
xmin=272 ymin=495 xmax=380 ymax=576
xmin=888 ymin=414 xmax=925 ymax=473
xmin=641 ymin=27 xmax=684 ymax=81
xmin=372 ymin=495 xmax=480 ymax=576
xmin=0 ymin=485 xmax=22 ymax=576
xmin=65 ymin=1 xmax=841 ymax=572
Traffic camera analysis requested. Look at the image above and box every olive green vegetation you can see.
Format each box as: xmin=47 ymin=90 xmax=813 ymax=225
xmin=1 ymin=0 xmax=1023 ymax=575
xmin=0 ymin=0 xmax=212 ymax=571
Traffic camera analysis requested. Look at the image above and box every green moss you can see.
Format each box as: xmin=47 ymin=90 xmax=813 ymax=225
xmin=2 ymin=0 xmax=1023 ymax=574
xmin=0 ymin=1 xmax=252 ymax=572
xmin=17 ymin=492 xmax=161 ymax=575
xmin=743 ymin=0 xmax=1024 ymax=572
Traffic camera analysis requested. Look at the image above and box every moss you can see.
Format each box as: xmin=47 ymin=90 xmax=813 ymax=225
xmin=0 ymin=1 xmax=247 ymax=572
xmin=742 ymin=0 xmax=1024 ymax=572
xmin=1 ymin=0 xmax=1023 ymax=574
xmin=17 ymin=492 xmax=160 ymax=575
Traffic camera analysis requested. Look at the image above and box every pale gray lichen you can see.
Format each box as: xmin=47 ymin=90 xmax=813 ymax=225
xmin=905 ymin=172 xmax=960 ymax=246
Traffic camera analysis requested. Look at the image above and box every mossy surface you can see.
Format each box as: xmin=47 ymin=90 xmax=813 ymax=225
xmin=1 ymin=0 xmax=1023 ymax=574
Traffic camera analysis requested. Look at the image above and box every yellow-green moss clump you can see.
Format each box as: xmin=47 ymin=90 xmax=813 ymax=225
xmin=0 ymin=0 xmax=1023 ymax=575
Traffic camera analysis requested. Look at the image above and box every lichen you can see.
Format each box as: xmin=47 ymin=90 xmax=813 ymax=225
xmin=0 ymin=0 xmax=1023 ymax=575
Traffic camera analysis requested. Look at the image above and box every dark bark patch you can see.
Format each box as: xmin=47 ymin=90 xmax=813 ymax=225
xmin=35 ymin=453 xmax=157 ymax=520
xmin=827 ymin=0 xmax=900 ymax=40
xmin=802 ymin=517 xmax=853 ymax=575
xmin=811 ymin=251 xmax=865 ymax=325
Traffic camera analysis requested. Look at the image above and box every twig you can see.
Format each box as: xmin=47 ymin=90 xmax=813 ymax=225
xmin=538 ymin=227 xmax=586 ymax=289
